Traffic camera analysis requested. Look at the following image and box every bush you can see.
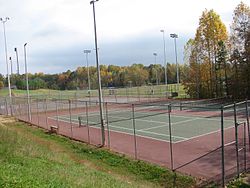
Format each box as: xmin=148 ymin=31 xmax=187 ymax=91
xmin=0 ymin=81 xmax=4 ymax=89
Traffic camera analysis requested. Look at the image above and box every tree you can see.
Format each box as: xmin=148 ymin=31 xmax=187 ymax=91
xmin=0 ymin=81 xmax=4 ymax=89
xmin=184 ymin=9 xmax=228 ymax=98
xmin=216 ymin=41 xmax=229 ymax=96
xmin=229 ymin=2 xmax=250 ymax=98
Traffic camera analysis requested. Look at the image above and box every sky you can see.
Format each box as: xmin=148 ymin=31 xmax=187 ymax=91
xmin=0 ymin=0 xmax=247 ymax=75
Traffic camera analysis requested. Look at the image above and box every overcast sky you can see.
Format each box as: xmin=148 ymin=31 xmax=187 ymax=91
xmin=0 ymin=0 xmax=247 ymax=75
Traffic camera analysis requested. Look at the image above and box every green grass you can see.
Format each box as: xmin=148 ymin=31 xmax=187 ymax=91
xmin=0 ymin=117 xmax=195 ymax=188
xmin=227 ymin=177 xmax=250 ymax=188
xmin=0 ymin=84 xmax=188 ymax=99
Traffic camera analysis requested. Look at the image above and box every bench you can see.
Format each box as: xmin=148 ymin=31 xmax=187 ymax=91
xmin=50 ymin=125 xmax=58 ymax=134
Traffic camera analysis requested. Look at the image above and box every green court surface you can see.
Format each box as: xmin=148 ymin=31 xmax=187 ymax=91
xmin=50 ymin=109 xmax=235 ymax=143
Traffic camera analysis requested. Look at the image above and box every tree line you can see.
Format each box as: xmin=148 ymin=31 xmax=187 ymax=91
xmin=0 ymin=63 xmax=183 ymax=90
xmin=183 ymin=2 xmax=250 ymax=99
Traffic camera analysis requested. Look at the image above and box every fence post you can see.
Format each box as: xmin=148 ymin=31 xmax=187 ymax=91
xmin=69 ymin=99 xmax=73 ymax=138
xmin=36 ymin=99 xmax=40 ymax=126
xmin=132 ymin=104 xmax=138 ymax=160
xmin=85 ymin=101 xmax=90 ymax=144
xmin=220 ymin=105 xmax=225 ymax=188
xmin=75 ymin=91 xmax=77 ymax=109
xmin=233 ymin=102 xmax=240 ymax=178
xmin=18 ymin=103 xmax=21 ymax=119
xmin=243 ymin=122 xmax=247 ymax=172
xmin=137 ymin=87 xmax=140 ymax=102
xmin=126 ymin=87 xmax=129 ymax=102
xmin=5 ymin=98 xmax=8 ymax=115
xmin=27 ymin=94 xmax=31 ymax=123
xmin=45 ymin=98 xmax=49 ymax=130
xmin=56 ymin=99 xmax=59 ymax=131
xmin=114 ymin=89 xmax=117 ymax=103
xmin=245 ymin=99 xmax=250 ymax=151
xmin=168 ymin=104 xmax=174 ymax=171
xmin=105 ymin=102 xmax=111 ymax=149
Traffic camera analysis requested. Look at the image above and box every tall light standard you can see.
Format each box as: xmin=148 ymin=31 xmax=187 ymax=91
xmin=0 ymin=17 xmax=12 ymax=115
xmin=153 ymin=52 xmax=158 ymax=85
xmin=24 ymin=43 xmax=31 ymax=122
xmin=160 ymin=30 xmax=168 ymax=86
xmin=84 ymin=50 xmax=91 ymax=91
xmin=14 ymin=48 xmax=20 ymax=75
xmin=90 ymin=0 xmax=105 ymax=147
xmin=170 ymin=33 xmax=179 ymax=91
xmin=9 ymin=57 xmax=13 ymax=75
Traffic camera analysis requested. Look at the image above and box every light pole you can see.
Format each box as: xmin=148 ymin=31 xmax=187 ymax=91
xmin=90 ymin=0 xmax=105 ymax=147
xmin=160 ymin=30 xmax=168 ymax=86
xmin=14 ymin=48 xmax=20 ymax=75
xmin=0 ymin=17 xmax=12 ymax=115
xmin=24 ymin=43 xmax=31 ymax=122
xmin=84 ymin=49 xmax=91 ymax=91
xmin=9 ymin=57 xmax=13 ymax=75
xmin=170 ymin=33 xmax=179 ymax=91
xmin=153 ymin=52 xmax=158 ymax=85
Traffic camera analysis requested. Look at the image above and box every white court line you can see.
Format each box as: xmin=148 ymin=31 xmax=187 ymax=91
xmin=107 ymin=123 xmax=187 ymax=140
xmin=48 ymin=115 xmax=236 ymax=144
xmin=140 ymin=118 xmax=200 ymax=131
xmin=49 ymin=109 xmax=238 ymax=144
xmin=174 ymin=125 xmax=235 ymax=144
xmin=49 ymin=116 xmax=187 ymax=141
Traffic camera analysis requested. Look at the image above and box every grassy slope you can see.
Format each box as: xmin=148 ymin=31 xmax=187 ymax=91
xmin=0 ymin=116 xmax=194 ymax=188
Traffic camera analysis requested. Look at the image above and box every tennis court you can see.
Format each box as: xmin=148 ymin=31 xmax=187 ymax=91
xmin=49 ymin=106 xmax=236 ymax=143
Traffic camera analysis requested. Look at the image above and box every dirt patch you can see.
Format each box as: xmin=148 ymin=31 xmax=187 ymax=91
xmin=0 ymin=115 xmax=17 ymax=127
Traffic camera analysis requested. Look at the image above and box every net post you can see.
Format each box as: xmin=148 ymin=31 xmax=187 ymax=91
xmin=85 ymin=101 xmax=90 ymax=144
xmin=245 ymin=99 xmax=250 ymax=151
xmin=132 ymin=104 xmax=138 ymax=160
xmin=69 ymin=99 xmax=73 ymax=138
xmin=220 ymin=105 xmax=225 ymax=188
xmin=168 ymin=104 xmax=174 ymax=171
xmin=105 ymin=102 xmax=110 ymax=149
xmin=233 ymin=102 xmax=240 ymax=178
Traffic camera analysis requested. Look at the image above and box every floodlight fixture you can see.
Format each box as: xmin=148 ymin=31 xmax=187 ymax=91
xmin=9 ymin=56 xmax=13 ymax=75
xmin=153 ymin=52 xmax=158 ymax=85
xmin=84 ymin=49 xmax=92 ymax=91
xmin=160 ymin=29 xmax=168 ymax=86
xmin=170 ymin=33 xmax=178 ymax=38
xmin=14 ymin=47 xmax=20 ymax=75
xmin=170 ymin=33 xmax=179 ymax=90
xmin=24 ymin=42 xmax=31 ymax=122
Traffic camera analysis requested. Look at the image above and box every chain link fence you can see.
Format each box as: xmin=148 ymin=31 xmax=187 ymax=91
xmin=0 ymin=95 xmax=249 ymax=187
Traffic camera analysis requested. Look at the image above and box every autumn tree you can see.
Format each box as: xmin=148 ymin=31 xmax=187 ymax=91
xmin=229 ymin=2 xmax=250 ymax=98
xmin=184 ymin=9 xmax=228 ymax=98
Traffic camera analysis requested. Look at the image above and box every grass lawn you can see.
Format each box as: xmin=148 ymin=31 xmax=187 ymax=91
xmin=0 ymin=116 xmax=194 ymax=188
xmin=0 ymin=84 xmax=188 ymax=99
